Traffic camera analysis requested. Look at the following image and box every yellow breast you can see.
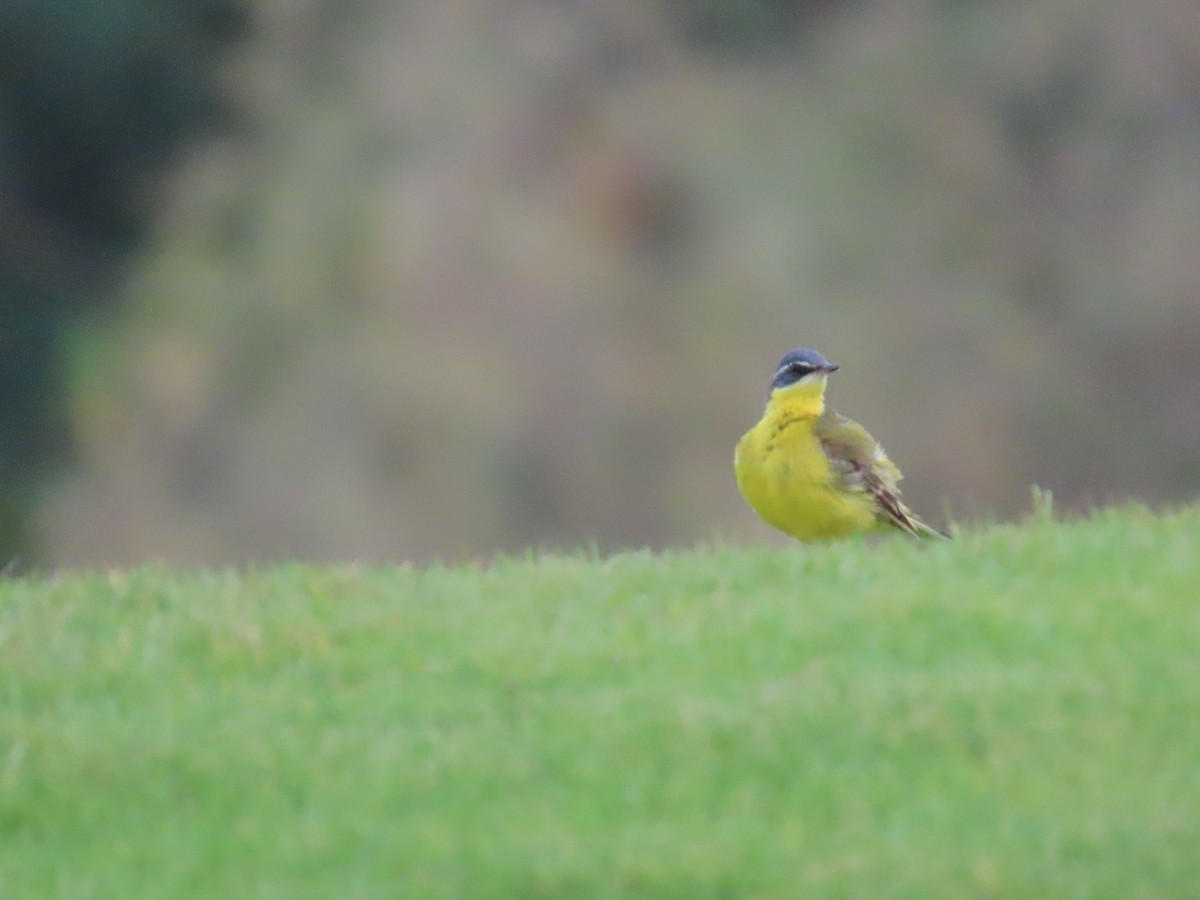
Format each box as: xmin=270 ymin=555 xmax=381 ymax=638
xmin=735 ymin=388 xmax=878 ymax=542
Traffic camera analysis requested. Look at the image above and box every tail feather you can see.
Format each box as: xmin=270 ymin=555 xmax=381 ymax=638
xmin=870 ymin=478 xmax=950 ymax=540
xmin=907 ymin=514 xmax=950 ymax=540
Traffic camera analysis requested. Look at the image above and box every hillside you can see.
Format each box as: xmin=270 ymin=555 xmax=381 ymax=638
xmin=3 ymin=506 xmax=1199 ymax=897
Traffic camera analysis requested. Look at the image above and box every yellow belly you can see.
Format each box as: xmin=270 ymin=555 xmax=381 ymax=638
xmin=735 ymin=412 xmax=878 ymax=542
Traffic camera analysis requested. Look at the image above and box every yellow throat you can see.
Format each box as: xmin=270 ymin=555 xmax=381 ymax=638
xmin=735 ymin=372 xmax=879 ymax=541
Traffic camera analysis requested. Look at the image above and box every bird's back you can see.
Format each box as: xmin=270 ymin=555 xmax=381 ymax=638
xmin=814 ymin=407 xmax=948 ymax=540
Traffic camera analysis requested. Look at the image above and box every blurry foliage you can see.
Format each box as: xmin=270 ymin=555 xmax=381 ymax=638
xmin=0 ymin=0 xmax=248 ymax=562
xmin=665 ymin=0 xmax=836 ymax=53
xmin=26 ymin=0 xmax=1200 ymax=565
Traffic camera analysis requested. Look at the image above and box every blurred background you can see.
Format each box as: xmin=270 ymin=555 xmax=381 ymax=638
xmin=3 ymin=0 xmax=1199 ymax=568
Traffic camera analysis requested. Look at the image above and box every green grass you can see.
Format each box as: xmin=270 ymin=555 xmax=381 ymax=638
xmin=2 ymin=505 xmax=1199 ymax=898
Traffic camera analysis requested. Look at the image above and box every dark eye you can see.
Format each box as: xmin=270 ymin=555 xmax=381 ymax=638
xmin=789 ymin=363 xmax=814 ymax=377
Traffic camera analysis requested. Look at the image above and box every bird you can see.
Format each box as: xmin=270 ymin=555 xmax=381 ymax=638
xmin=735 ymin=347 xmax=948 ymax=542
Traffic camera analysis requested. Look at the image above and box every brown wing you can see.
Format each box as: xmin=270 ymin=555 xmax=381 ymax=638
xmin=815 ymin=408 xmax=948 ymax=539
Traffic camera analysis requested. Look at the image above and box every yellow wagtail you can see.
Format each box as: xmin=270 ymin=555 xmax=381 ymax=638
xmin=735 ymin=347 xmax=948 ymax=541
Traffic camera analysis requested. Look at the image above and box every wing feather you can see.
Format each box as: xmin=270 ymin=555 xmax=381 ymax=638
xmin=815 ymin=408 xmax=948 ymax=539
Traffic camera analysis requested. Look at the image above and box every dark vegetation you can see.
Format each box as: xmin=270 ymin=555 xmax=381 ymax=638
xmin=0 ymin=0 xmax=248 ymax=561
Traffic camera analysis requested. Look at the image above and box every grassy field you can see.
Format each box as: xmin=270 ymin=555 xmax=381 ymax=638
xmin=2 ymin=505 xmax=1198 ymax=898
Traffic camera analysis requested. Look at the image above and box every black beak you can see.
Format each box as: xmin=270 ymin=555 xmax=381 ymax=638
xmin=822 ymin=364 xmax=840 ymax=373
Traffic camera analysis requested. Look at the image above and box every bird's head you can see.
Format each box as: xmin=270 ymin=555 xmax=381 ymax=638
xmin=769 ymin=347 xmax=839 ymax=399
